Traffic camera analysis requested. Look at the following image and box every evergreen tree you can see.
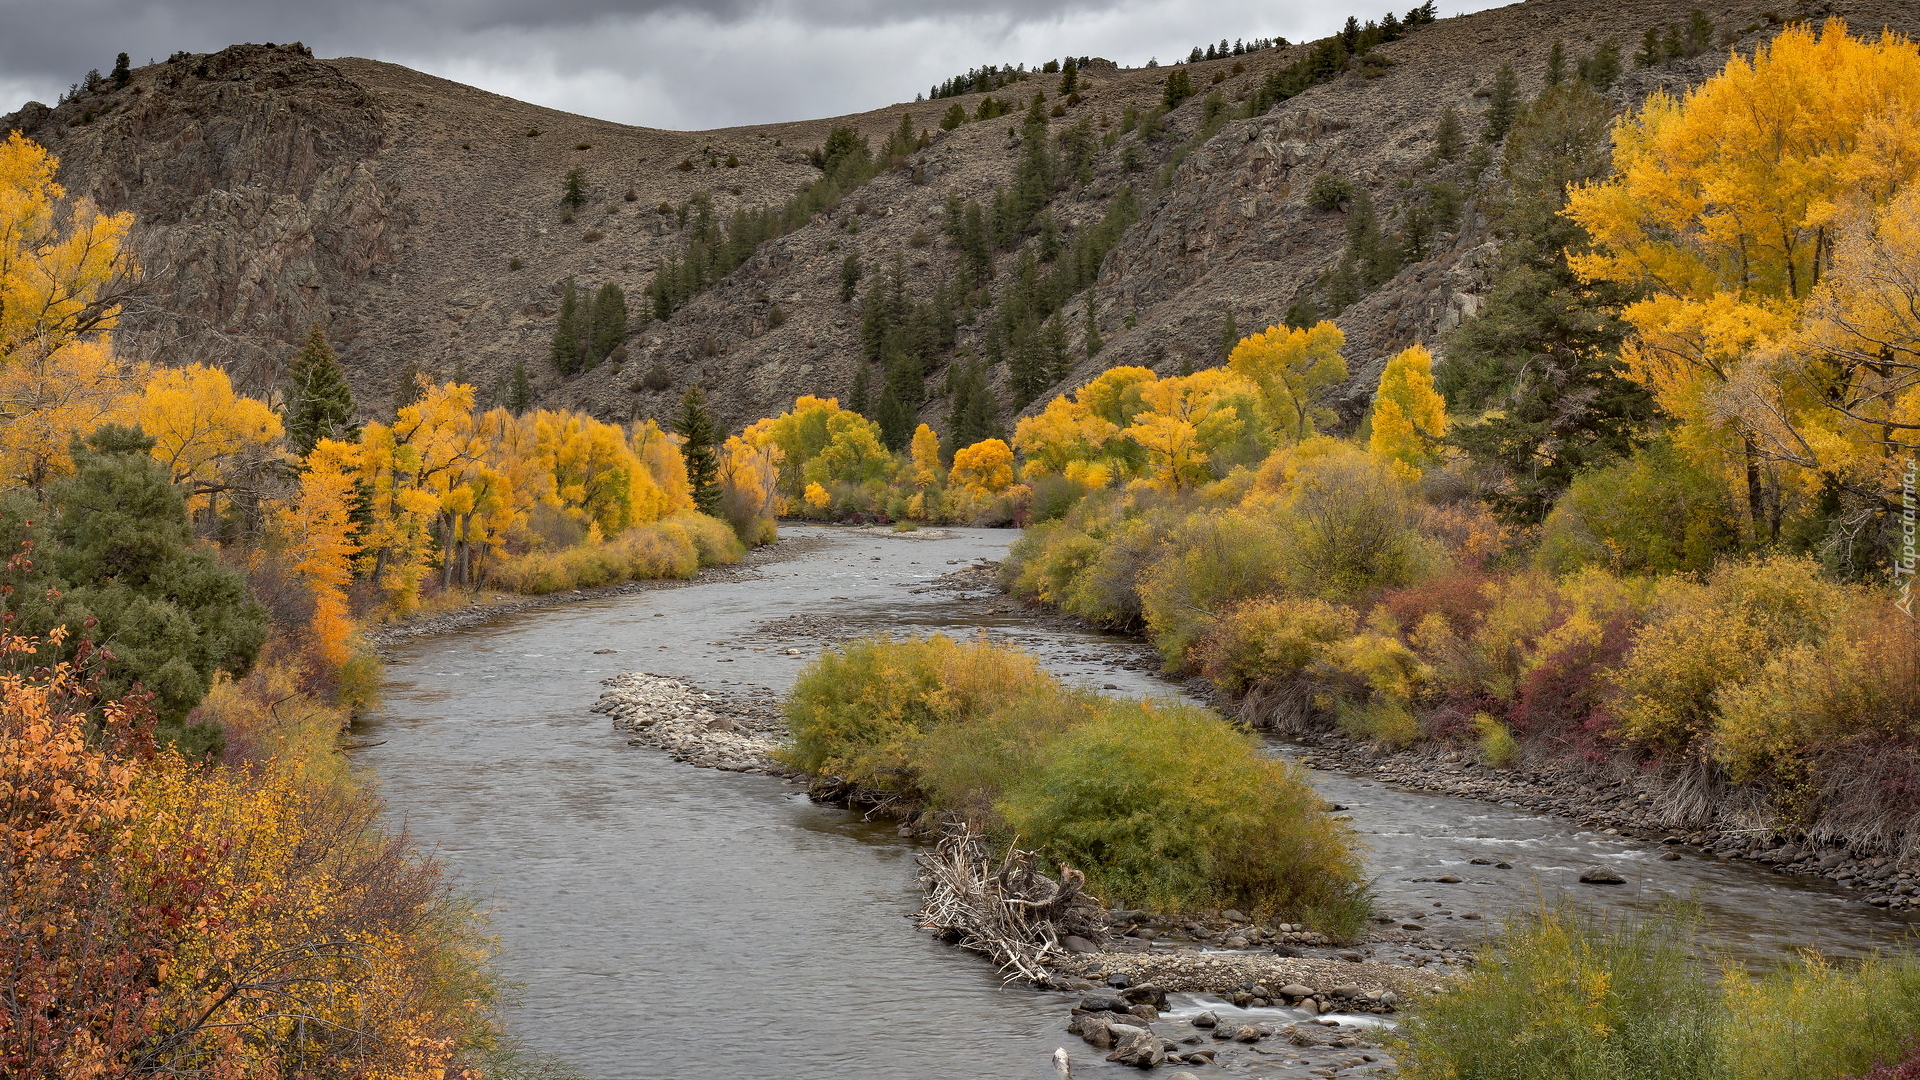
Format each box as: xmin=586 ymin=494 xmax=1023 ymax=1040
xmin=1686 ymin=10 xmax=1714 ymax=55
xmin=589 ymin=281 xmax=628 ymax=363
xmin=1040 ymin=316 xmax=1071 ymax=384
xmin=284 ymin=324 xmax=358 ymax=455
xmin=509 ymin=362 xmax=532 ymax=415
xmin=563 ymin=167 xmax=587 ymax=209
xmin=111 ymin=52 xmax=131 ymax=88
xmin=946 ymin=359 xmax=1001 ymax=447
xmin=1578 ymin=38 xmax=1623 ymax=90
xmin=1481 ymin=63 xmax=1521 ymax=142
xmin=941 ymin=101 xmax=968 ymax=130
xmin=1163 ymin=68 xmax=1195 ymax=109
xmin=1434 ymin=106 xmax=1464 ymax=161
xmin=1084 ymin=299 xmax=1102 ymax=357
xmin=1059 ymin=58 xmax=1078 ymax=95
xmin=0 ymin=425 xmax=268 ymax=753
xmin=1442 ymin=83 xmax=1655 ymax=526
xmin=850 ymin=361 xmax=871 ymax=415
xmin=1636 ymin=26 xmax=1663 ymax=68
xmin=1342 ymin=17 xmax=1362 ymax=54
xmin=674 ymin=386 xmax=721 ymax=515
xmin=1545 ymin=40 xmax=1566 ymax=86
xmin=841 ymin=253 xmax=863 ymax=302
xmin=1220 ymin=307 xmax=1238 ymax=361
xmin=552 ymin=277 xmax=584 ymax=375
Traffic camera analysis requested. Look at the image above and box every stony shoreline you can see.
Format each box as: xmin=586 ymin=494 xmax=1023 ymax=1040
xmin=1284 ymin=731 xmax=1920 ymax=914
xmin=364 ymin=532 xmax=833 ymax=650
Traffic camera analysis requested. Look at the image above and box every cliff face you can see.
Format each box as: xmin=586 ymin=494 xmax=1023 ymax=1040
xmin=6 ymin=0 xmax=1913 ymax=432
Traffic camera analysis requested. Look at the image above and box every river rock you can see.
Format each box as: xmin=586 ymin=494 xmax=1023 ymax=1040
xmin=1330 ymin=984 xmax=1361 ymax=999
xmin=1127 ymin=1004 xmax=1159 ymax=1023
xmin=1230 ymin=1024 xmax=1265 ymax=1042
xmin=1579 ymin=866 xmax=1628 ymax=885
xmin=1435 ymin=874 xmax=1463 ymax=883
xmin=1121 ymin=983 xmax=1168 ymax=1007
xmin=1181 ymin=1050 xmax=1216 ymax=1065
xmin=1191 ymin=1010 xmax=1219 ymax=1028
xmin=1221 ymin=908 xmax=1249 ymax=922
xmin=1078 ymin=993 xmax=1130 ymax=1014
xmin=1062 ymin=935 xmax=1099 ymax=954
xmin=1106 ymin=1026 xmax=1165 ymax=1067
xmin=1278 ymin=983 xmax=1316 ymax=1000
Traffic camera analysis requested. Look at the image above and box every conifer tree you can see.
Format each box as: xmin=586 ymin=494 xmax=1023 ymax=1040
xmin=675 ymin=386 xmax=721 ymax=514
xmin=1636 ymin=26 xmax=1663 ymax=68
xmin=841 ymin=253 xmax=863 ymax=302
xmin=1434 ymin=106 xmax=1464 ymax=161
xmin=850 ymin=361 xmax=871 ymax=415
xmin=589 ymin=281 xmax=628 ymax=363
xmin=1084 ymin=299 xmax=1102 ymax=357
xmin=111 ymin=52 xmax=131 ymax=88
xmin=1162 ymin=68 xmax=1194 ymax=109
xmin=1481 ymin=63 xmax=1520 ymax=142
xmin=284 ymin=324 xmax=358 ymax=455
xmin=1060 ymin=58 xmax=1078 ymax=95
xmin=1545 ymin=40 xmax=1566 ymax=86
xmin=1220 ymin=307 xmax=1238 ymax=362
xmin=563 ymin=167 xmax=587 ymax=209
xmin=393 ymin=362 xmax=424 ymax=412
xmin=1578 ymin=39 xmax=1623 ymax=90
xmin=509 ymin=361 xmax=532 ymax=415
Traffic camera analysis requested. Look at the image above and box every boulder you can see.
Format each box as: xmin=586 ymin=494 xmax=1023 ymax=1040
xmin=1182 ymin=1050 xmax=1217 ymax=1065
xmin=1579 ymin=865 xmax=1628 ymax=885
xmin=1120 ymin=983 xmax=1168 ymax=1007
xmin=1061 ymin=935 xmax=1099 ymax=954
xmin=1106 ymin=1026 xmax=1166 ymax=1067
xmin=1330 ymin=984 xmax=1361 ymax=999
xmin=1231 ymin=1024 xmax=1265 ymax=1042
xmin=1278 ymin=983 xmax=1316 ymax=1000
xmin=1190 ymin=1010 xmax=1219 ymax=1029
xmin=1078 ymin=993 xmax=1130 ymax=1014
xmin=1127 ymin=1004 xmax=1160 ymax=1023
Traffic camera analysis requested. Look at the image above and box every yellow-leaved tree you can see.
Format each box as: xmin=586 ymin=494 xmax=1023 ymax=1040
xmin=1369 ymin=344 xmax=1448 ymax=476
xmin=949 ymin=438 xmax=1016 ymax=497
xmin=273 ymin=438 xmax=361 ymax=669
xmin=1227 ymin=320 xmax=1347 ymax=443
xmin=1123 ymin=369 xmax=1264 ymax=491
xmin=0 ymin=132 xmax=138 ymax=490
xmin=1564 ymin=20 xmax=1920 ymax=538
xmin=123 ymin=363 xmax=284 ymax=526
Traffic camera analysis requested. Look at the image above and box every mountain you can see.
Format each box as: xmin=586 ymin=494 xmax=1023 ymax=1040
xmin=6 ymin=0 xmax=1913 ymax=434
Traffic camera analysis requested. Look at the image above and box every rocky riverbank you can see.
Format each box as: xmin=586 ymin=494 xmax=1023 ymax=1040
xmin=365 ymin=532 xmax=832 ymax=649
xmin=592 ymin=672 xmax=791 ymax=774
xmin=1287 ymin=731 xmax=1920 ymax=914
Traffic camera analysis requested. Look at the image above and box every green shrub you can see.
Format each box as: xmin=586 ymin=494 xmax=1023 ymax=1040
xmin=1473 ymin=711 xmax=1519 ymax=766
xmin=1198 ymin=596 xmax=1355 ymax=695
xmin=1139 ymin=507 xmax=1291 ymax=667
xmin=1395 ymin=903 xmax=1723 ymax=1080
xmin=780 ymin=635 xmax=1056 ymax=795
xmin=1000 ymin=698 xmax=1370 ymax=929
xmin=1720 ymin=952 xmax=1920 ymax=1080
xmin=1538 ymin=440 xmax=1739 ymax=575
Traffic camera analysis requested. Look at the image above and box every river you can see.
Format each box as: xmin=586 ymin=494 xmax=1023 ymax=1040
xmin=355 ymin=525 xmax=1916 ymax=1079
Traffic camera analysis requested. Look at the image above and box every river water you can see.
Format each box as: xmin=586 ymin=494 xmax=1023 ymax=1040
xmin=357 ymin=525 xmax=1916 ymax=1080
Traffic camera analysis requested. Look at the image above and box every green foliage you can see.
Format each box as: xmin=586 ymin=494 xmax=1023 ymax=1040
xmin=1162 ymin=68 xmax=1194 ymax=110
xmin=839 ymin=252 xmax=862 ymax=302
xmin=1442 ymin=82 xmax=1655 ymax=526
xmin=1537 ymin=440 xmax=1739 ymax=576
xmin=1434 ymin=106 xmax=1464 ymax=161
xmin=1578 ymin=39 xmax=1624 ymax=90
xmin=0 ymin=426 xmax=268 ymax=748
xmin=562 ymin=167 xmax=586 ymax=209
xmin=1395 ymin=904 xmax=1723 ymax=1080
xmin=1310 ymin=172 xmax=1353 ymax=212
xmin=508 ymin=361 xmax=531 ymax=414
xmin=111 ymin=52 xmax=131 ymax=88
xmin=1399 ymin=901 xmax=1920 ymax=1080
xmin=1482 ymin=62 xmax=1522 ymax=142
xmin=283 ymin=324 xmax=358 ymax=455
xmin=673 ymin=386 xmax=721 ymax=515
xmin=783 ymin=634 xmax=1369 ymax=927
xmin=939 ymin=102 xmax=967 ymax=130
xmin=945 ymin=358 xmax=1002 ymax=449
xmin=1001 ymin=698 xmax=1369 ymax=928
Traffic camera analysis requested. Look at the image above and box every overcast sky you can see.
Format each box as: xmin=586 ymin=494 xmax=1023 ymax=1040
xmin=1 ymin=0 xmax=1510 ymax=131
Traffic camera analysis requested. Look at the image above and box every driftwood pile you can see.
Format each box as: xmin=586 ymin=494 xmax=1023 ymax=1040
xmin=913 ymin=826 xmax=1102 ymax=983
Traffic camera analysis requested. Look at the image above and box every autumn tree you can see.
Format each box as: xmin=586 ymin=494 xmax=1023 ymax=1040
xmin=123 ymin=363 xmax=284 ymax=533
xmin=1565 ymin=21 xmax=1920 ymax=542
xmin=274 ymin=438 xmax=360 ymax=669
xmin=949 ymin=438 xmax=1016 ymax=496
xmin=284 ymin=324 xmax=358 ymax=454
xmin=1369 ymin=344 xmax=1448 ymax=476
xmin=675 ymin=385 xmax=721 ymax=514
xmin=0 ymin=133 xmax=138 ymax=491
xmin=1227 ymin=320 xmax=1347 ymax=443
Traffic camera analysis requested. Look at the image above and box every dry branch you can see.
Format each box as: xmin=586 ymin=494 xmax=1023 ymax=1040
xmin=913 ymin=826 xmax=1094 ymax=984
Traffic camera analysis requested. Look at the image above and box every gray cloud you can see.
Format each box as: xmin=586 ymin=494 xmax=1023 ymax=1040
xmin=2 ymin=0 xmax=1506 ymax=129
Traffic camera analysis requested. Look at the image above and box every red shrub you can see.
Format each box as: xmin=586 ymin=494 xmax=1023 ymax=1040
xmin=1509 ymin=613 xmax=1636 ymax=749
xmin=1380 ymin=567 xmax=1492 ymax=637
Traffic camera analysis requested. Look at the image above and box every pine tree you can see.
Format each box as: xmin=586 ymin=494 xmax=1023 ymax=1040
xmin=509 ymin=362 xmax=532 ymax=415
xmin=1220 ymin=307 xmax=1238 ymax=361
xmin=1434 ymin=106 xmax=1464 ymax=161
xmin=1060 ymin=58 xmax=1078 ymax=95
xmin=840 ymin=253 xmax=863 ymax=302
xmin=850 ymin=361 xmax=871 ymax=415
xmin=1481 ymin=63 xmax=1521 ymax=142
xmin=1162 ymin=68 xmax=1195 ymax=110
xmin=1636 ymin=27 xmax=1663 ymax=68
xmin=552 ymin=277 xmax=584 ymax=375
xmin=1084 ymin=299 xmax=1102 ymax=357
xmin=563 ymin=167 xmax=587 ymax=209
xmin=284 ymin=324 xmax=358 ymax=455
xmin=393 ymin=362 xmax=424 ymax=412
xmin=1578 ymin=39 xmax=1623 ymax=90
xmin=1545 ymin=40 xmax=1566 ymax=86
xmin=1041 ymin=316 xmax=1071 ymax=384
xmin=589 ymin=281 xmax=628 ymax=364
xmin=675 ymin=386 xmax=721 ymax=515
xmin=111 ymin=52 xmax=130 ymax=88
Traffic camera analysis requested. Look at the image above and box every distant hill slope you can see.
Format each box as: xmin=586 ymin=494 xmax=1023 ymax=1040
xmin=7 ymin=0 xmax=1916 ymax=433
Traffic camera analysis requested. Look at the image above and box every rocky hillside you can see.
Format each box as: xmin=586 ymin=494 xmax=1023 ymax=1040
xmin=7 ymin=0 xmax=1915 ymax=433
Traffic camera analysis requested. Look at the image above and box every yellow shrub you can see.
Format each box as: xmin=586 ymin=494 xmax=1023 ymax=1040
xmin=1474 ymin=712 xmax=1519 ymax=767
xmin=1198 ymin=596 xmax=1355 ymax=695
